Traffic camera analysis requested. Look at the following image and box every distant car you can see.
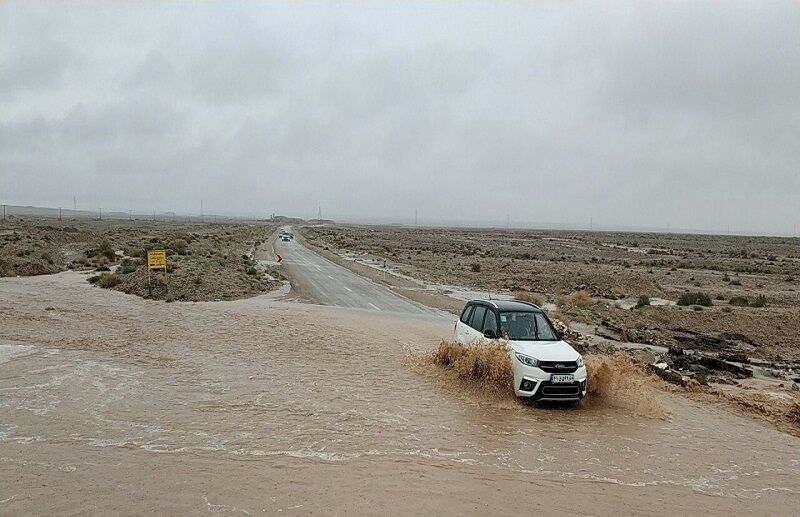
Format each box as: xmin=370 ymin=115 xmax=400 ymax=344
xmin=281 ymin=236 xmax=290 ymax=242
xmin=454 ymin=300 xmax=587 ymax=405
xmin=288 ymin=233 xmax=294 ymax=239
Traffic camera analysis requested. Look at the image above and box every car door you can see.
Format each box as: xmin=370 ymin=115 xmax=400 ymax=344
xmin=454 ymin=304 xmax=474 ymax=345
xmin=463 ymin=304 xmax=487 ymax=345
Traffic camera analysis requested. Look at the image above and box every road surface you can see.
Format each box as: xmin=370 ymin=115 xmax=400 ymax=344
xmin=274 ymin=228 xmax=430 ymax=314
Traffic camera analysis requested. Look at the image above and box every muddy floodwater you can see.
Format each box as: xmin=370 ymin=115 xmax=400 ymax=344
xmin=1 ymin=273 xmax=799 ymax=515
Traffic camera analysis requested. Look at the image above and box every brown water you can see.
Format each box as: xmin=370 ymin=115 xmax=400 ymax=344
xmin=1 ymin=272 xmax=799 ymax=515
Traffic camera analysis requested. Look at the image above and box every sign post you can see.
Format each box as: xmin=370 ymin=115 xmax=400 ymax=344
xmin=146 ymin=249 xmax=168 ymax=296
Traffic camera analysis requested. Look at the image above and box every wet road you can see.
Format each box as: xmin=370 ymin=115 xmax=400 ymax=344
xmin=274 ymin=227 xmax=430 ymax=314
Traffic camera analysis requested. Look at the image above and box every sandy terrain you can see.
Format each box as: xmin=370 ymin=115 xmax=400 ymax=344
xmin=2 ymin=270 xmax=799 ymax=515
xmin=301 ymin=226 xmax=800 ymax=361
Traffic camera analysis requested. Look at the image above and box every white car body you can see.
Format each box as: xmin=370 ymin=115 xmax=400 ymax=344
xmin=454 ymin=300 xmax=588 ymax=403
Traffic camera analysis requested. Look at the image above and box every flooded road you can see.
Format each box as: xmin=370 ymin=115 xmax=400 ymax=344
xmin=1 ymin=272 xmax=799 ymax=515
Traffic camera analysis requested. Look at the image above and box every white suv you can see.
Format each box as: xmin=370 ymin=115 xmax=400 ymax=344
xmin=454 ymin=300 xmax=587 ymax=405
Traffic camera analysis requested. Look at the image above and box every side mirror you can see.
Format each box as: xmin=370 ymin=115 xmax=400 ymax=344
xmin=483 ymin=329 xmax=497 ymax=339
xmin=555 ymin=330 xmax=565 ymax=340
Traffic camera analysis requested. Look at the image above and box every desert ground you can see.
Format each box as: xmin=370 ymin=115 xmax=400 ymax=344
xmin=1 ymin=218 xmax=799 ymax=515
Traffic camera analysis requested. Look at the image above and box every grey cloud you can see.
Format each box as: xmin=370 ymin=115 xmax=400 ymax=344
xmin=1 ymin=1 xmax=798 ymax=233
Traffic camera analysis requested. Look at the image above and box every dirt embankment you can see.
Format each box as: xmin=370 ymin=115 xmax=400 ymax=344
xmin=0 ymin=219 xmax=282 ymax=302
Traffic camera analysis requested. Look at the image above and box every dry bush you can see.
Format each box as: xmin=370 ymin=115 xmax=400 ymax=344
xmin=569 ymin=290 xmax=591 ymax=308
xmin=549 ymin=310 xmax=570 ymax=327
xmin=96 ymin=272 xmax=122 ymax=288
xmin=514 ymin=291 xmax=544 ymax=306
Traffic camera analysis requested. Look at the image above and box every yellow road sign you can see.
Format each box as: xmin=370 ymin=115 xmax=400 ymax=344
xmin=147 ymin=250 xmax=167 ymax=270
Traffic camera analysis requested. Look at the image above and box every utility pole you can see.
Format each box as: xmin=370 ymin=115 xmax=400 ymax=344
xmin=590 ymin=217 xmax=593 ymax=231
xmin=318 ymin=206 xmax=322 ymax=220
xmin=99 ymin=207 xmax=102 ymax=221
xmin=73 ymin=196 xmax=76 ymax=211
xmin=59 ymin=207 xmax=62 ymax=221
xmin=129 ymin=209 xmax=132 ymax=221
xmin=3 ymin=204 xmax=6 ymax=221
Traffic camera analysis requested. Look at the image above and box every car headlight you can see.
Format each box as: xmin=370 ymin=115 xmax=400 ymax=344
xmin=576 ymin=356 xmax=585 ymax=368
xmin=514 ymin=352 xmax=539 ymax=368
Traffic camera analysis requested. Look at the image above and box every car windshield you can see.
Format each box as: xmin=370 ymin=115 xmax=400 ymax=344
xmin=499 ymin=311 xmax=558 ymax=341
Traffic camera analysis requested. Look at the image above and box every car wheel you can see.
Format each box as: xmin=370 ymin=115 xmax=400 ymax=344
xmin=519 ymin=396 xmax=537 ymax=407
xmin=570 ymin=400 xmax=581 ymax=409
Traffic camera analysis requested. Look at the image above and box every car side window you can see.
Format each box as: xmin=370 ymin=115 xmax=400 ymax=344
xmin=460 ymin=304 xmax=474 ymax=324
xmin=469 ymin=305 xmax=487 ymax=331
xmin=482 ymin=309 xmax=498 ymax=335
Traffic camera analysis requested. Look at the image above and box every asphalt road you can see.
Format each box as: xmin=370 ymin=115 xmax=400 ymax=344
xmin=273 ymin=228 xmax=430 ymax=314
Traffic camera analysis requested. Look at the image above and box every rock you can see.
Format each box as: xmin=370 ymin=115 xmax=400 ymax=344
xmin=697 ymin=356 xmax=753 ymax=378
xmin=673 ymin=332 xmax=729 ymax=349
xmin=647 ymin=364 xmax=683 ymax=385
xmin=718 ymin=332 xmax=759 ymax=347
xmin=719 ymin=352 xmax=749 ymax=363
xmin=668 ymin=345 xmax=684 ymax=356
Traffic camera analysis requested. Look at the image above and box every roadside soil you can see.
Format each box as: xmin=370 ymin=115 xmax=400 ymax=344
xmin=301 ymin=226 xmax=800 ymax=360
xmin=0 ymin=219 xmax=281 ymax=301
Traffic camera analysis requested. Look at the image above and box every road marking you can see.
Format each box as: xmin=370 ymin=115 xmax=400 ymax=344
xmin=343 ymin=286 xmax=352 ymax=292
xmin=368 ymin=302 xmax=381 ymax=311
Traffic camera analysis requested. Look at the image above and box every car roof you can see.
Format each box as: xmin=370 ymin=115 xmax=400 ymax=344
xmin=466 ymin=299 xmax=543 ymax=312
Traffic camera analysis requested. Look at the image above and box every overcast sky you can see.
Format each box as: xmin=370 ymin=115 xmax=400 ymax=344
xmin=1 ymin=1 xmax=798 ymax=234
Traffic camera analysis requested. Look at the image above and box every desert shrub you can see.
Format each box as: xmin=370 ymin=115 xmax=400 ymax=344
xmin=514 ymin=292 xmax=544 ymax=306
xmin=635 ymin=295 xmax=650 ymax=308
xmin=97 ymin=241 xmax=116 ymax=262
xmin=729 ymin=296 xmax=749 ymax=307
xmin=677 ymin=292 xmax=712 ymax=306
xmin=569 ymin=290 xmax=591 ymax=308
xmin=95 ymin=272 xmax=121 ymax=288
xmin=246 ymin=267 xmax=258 ymax=276
xmin=750 ymin=295 xmax=768 ymax=308
xmin=118 ymin=258 xmax=138 ymax=274
xmin=549 ymin=310 xmax=570 ymax=326
xmin=729 ymin=278 xmax=742 ymax=286
xmin=470 ymin=262 xmax=481 ymax=273
xmin=168 ymin=239 xmax=188 ymax=255
xmin=87 ymin=274 xmax=101 ymax=284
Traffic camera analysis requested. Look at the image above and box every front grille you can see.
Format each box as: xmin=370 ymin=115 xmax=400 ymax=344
xmin=533 ymin=381 xmax=583 ymax=401
xmin=541 ymin=385 xmax=580 ymax=397
xmin=538 ymin=361 xmax=578 ymax=373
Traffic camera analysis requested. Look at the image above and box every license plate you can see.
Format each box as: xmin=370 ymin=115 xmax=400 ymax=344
xmin=551 ymin=374 xmax=574 ymax=384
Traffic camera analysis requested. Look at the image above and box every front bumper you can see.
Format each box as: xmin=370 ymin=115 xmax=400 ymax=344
xmin=513 ymin=364 xmax=588 ymax=401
